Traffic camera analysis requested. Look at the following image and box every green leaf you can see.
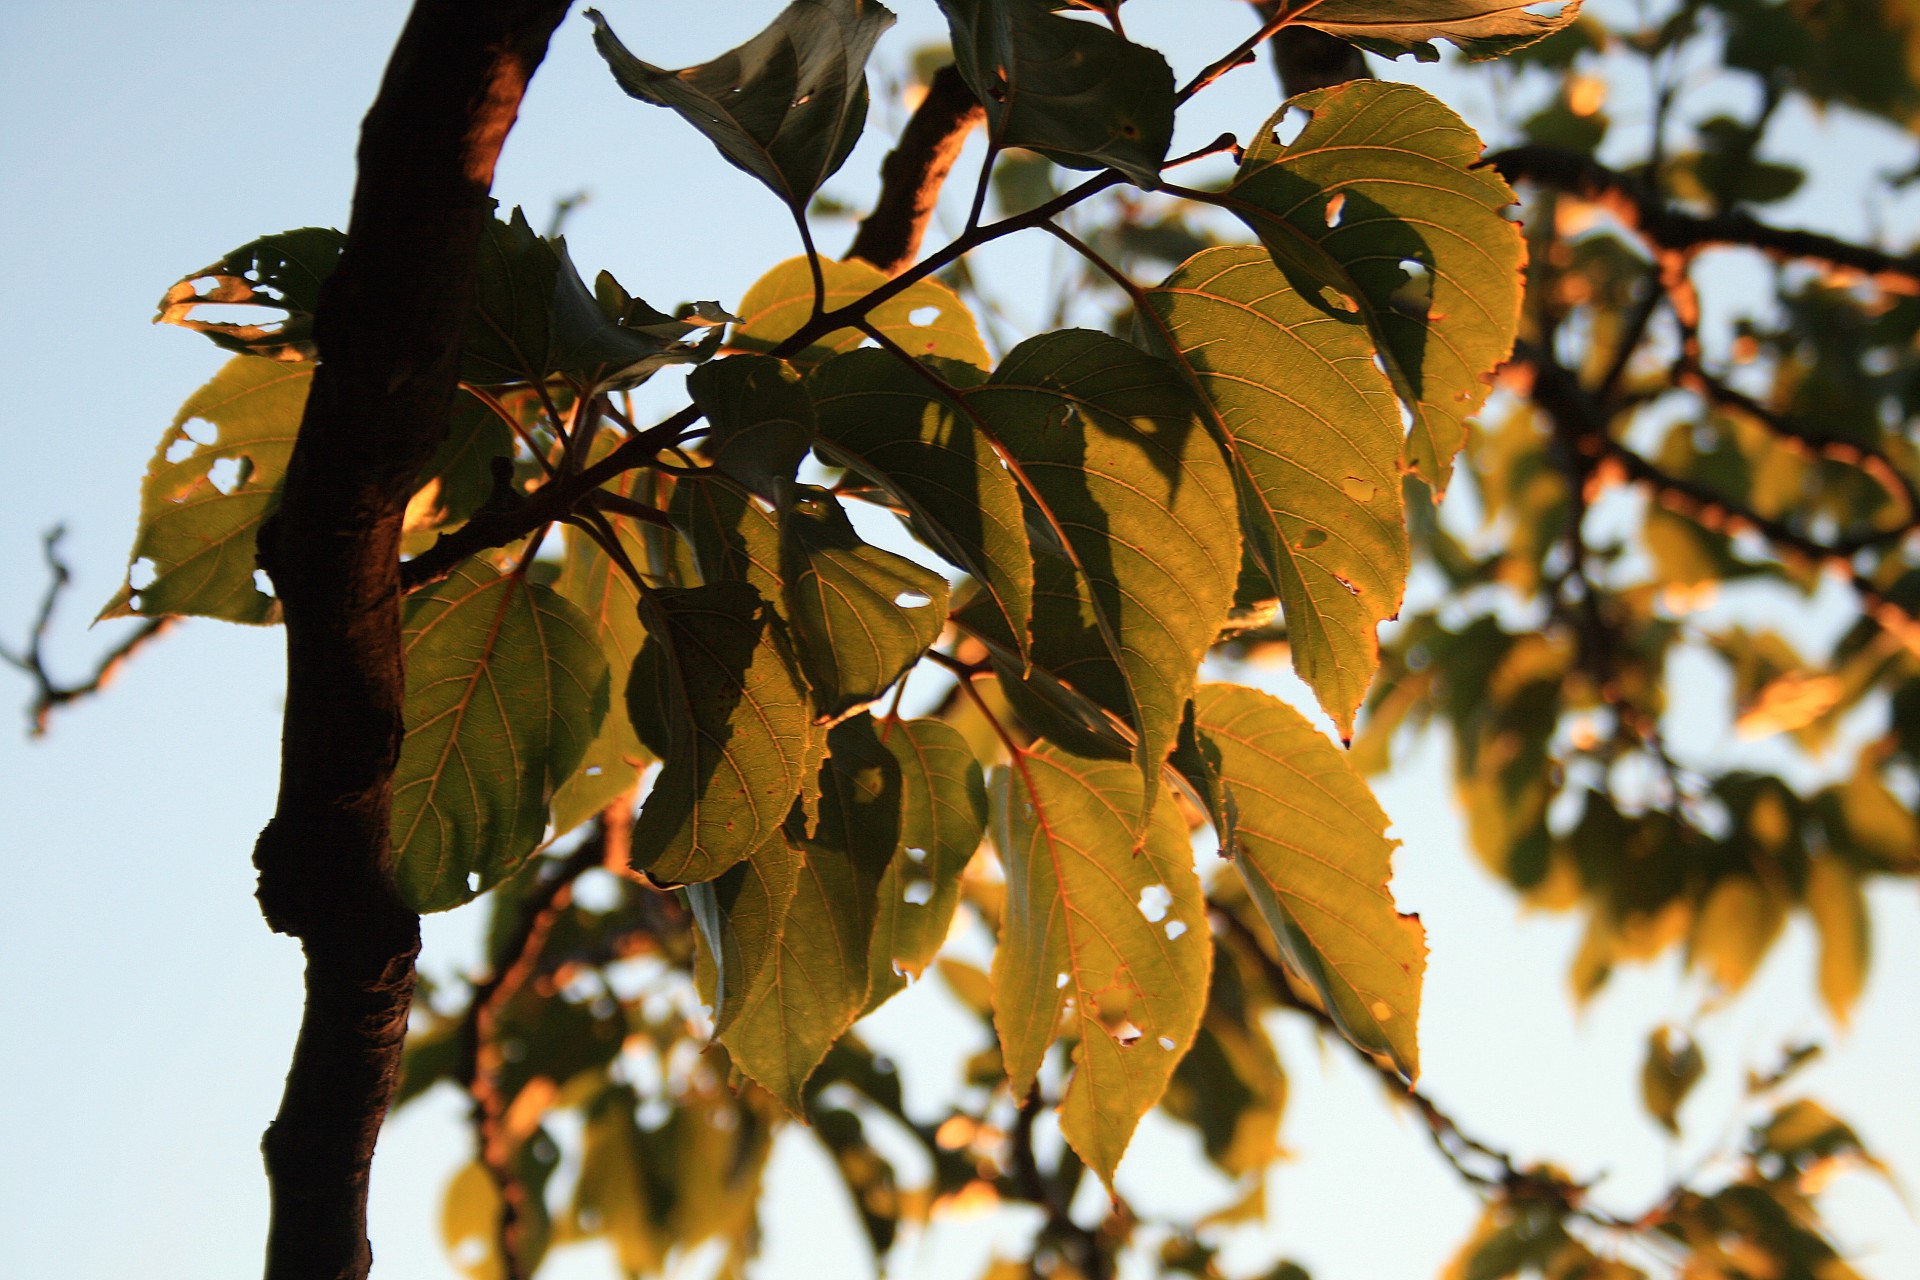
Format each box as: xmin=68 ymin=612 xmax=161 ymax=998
xmin=867 ymin=718 xmax=989 ymax=1010
xmin=154 ymin=227 xmax=344 ymax=361
xmin=1805 ymin=855 xmax=1870 ymax=1025
xmin=103 ymin=356 xmax=308 ymax=625
xmin=550 ymin=493 xmax=655 ymax=837
xmin=729 ymin=255 xmax=991 ymax=370
xmin=1144 ymin=246 xmax=1408 ymax=736
xmin=588 ymin=0 xmax=896 ymax=211
xmin=781 ymin=489 xmax=951 ymax=719
xmin=989 ymin=743 xmax=1210 ymax=1185
xmin=688 ymin=355 xmax=816 ymax=501
xmin=714 ymin=717 xmax=900 ymax=1111
xmin=1640 ymin=1025 xmax=1704 ymax=1136
xmin=465 ymin=208 xmax=718 ymax=389
xmin=1295 ymin=0 xmax=1584 ymax=62
xmin=810 ymin=350 xmax=1032 ymax=658
xmin=629 ymin=581 xmax=820 ymax=885
xmin=402 ymin=389 xmax=517 ymax=548
xmin=1178 ymin=683 xmax=1424 ymax=1079
xmin=961 ymin=329 xmax=1240 ymax=798
xmin=392 ymin=562 xmax=612 ymax=912
xmin=937 ymin=0 xmax=1175 ymax=186
xmin=1220 ymin=80 xmax=1526 ymax=490
xmin=571 ymin=1086 xmax=666 ymax=1275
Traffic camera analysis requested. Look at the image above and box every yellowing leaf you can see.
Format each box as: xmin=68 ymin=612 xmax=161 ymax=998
xmin=1297 ymin=0 xmax=1584 ymax=63
xmin=730 ymin=255 xmax=991 ymax=370
xmin=1805 ymin=856 xmax=1870 ymax=1026
xmin=989 ymin=744 xmax=1210 ymax=1185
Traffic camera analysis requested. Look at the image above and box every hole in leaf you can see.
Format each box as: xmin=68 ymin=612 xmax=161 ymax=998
xmin=129 ymin=558 xmax=159 ymax=590
xmin=906 ymin=305 xmax=941 ymax=327
xmin=164 ymin=436 xmax=196 ymax=464
xmin=585 ymin=765 xmax=603 ymax=777
xmin=1055 ymin=972 xmax=1070 ymax=989
xmin=1391 ymin=258 xmax=1433 ymax=318
xmin=1157 ymin=1036 xmax=1176 ymax=1051
xmin=1136 ymin=884 xmax=1171 ymax=922
xmin=1293 ymin=526 xmax=1328 ymax=550
xmin=894 ymin=590 xmax=933 ymax=608
xmin=467 ymin=872 xmax=482 ymax=892
xmin=1110 ymin=1020 xmax=1143 ymax=1047
xmin=1272 ymin=107 xmax=1310 ymax=148
xmin=1165 ymin=920 xmax=1188 ymax=940
xmin=1324 ymin=192 xmax=1346 ymax=227
xmin=903 ymin=879 xmax=934 ymax=906
xmin=1341 ymin=476 xmax=1377 ymax=502
xmin=207 ymin=456 xmax=246 ymax=495
xmin=253 ymin=570 xmax=276 ymax=598
xmin=906 ymin=845 xmax=928 ymax=863
xmin=792 ymin=93 xmax=813 ymax=107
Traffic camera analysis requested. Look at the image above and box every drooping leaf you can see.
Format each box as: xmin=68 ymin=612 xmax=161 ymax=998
xmin=1805 ymin=854 xmax=1870 ymax=1025
xmin=781 ymin=489 xmax=951 ymax=720
xmin=1641 ymin=1025 xmax=1705 ymax=1136
xmin=688 ymin=355 xmax=815 ymax=501
xmin=629 ymin=581 xmax=820 ymax=885
xmin=867 ymin=718 xmax=990 ymax=1010
xmin=990 ymin=744 xmax=1210 ymax=1185
xmin=1177 ymin=683 xmax=1424 ymax=1079
xmin=937 ymin=0 xmax=1175 ymax=186
xmin=961 ymin=328 xmax=1239 ymax=796
xmin=103 ymin=356 xmax=308 ymax=624
xmin=588 ymin=0 xmax=896 ymax=211
xmin=465 ymin=208 xmax=719 ymax=390
xmin=810 ymin=350 xmax=1032 ymax=657
xmin=154 ymin=226 xmax=344 ymax=361
xmin=1218 ymin=81 xmax=1526 ymax=489
xmin=571 ymin=1085 xmax=667 ymax=1275
xmin=1295 ymin=0 xmax=1584 ymax=63
xmin=391 ymin=562 xmax=612 ymax=912
xmin=1144 ymin=246 xmax=1408 ymax=735
xmin=715 ymin=717 xmax=900 ymax=1111
xmin=729 ymin=255 xmax=991 ymax=370
xmin=401 ymin=389 xmax=517 ymax=550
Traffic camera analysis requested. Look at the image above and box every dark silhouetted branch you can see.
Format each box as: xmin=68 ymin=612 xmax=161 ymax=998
xmin=846 ymin=65 xmax=984 ymax=276
xmin=1 ymin=527 xmax=175 ymax=737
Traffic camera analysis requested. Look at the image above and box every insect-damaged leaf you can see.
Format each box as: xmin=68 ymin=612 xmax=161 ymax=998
xmin=103 ymin=356 xmax=308 ymax=625
xmin=1212 ymin=81 xmax=1524 ymax=491
xmin=154 ymin=226 xmax=344 ymax=361
xmin=1175 ymin=683 xmax=1424 ymax=1079
xmin=589 ymin=0 xmax=896 ymax=212
xmin=391 ymin=563 xmax=611 ymax=913
xmin=867 ymin=718 xmax=989 ymax=1011
xmin=990 ymin=743 xmax=1209 ymax=1185
xmin=629 ymin=581 xmax=820 ymax=885
xmin=959 ymin=329 xmax=1239 ymax=800
xmin=811 ymin=350 xmax=1032 ymax=659
xmin=1295 ymin=0 xmax=1583 ymax=62
xmin=1144 ymin=247 xmax=1408 ymax=737
xmin=937 ymin=0 xmax=1175 ymax=186
xmin=729 ymin=255 xmax=991 ymax=370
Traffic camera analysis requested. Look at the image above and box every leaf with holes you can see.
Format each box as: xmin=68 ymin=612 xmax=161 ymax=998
xmin=1213 ymin=81 xmax=1525 ymax=490
xmin=810 ymin=350 xmax=1032 ymax=659
xmin=1143 ymin=246 xmax=1408 ymax=737
xmin=390 ymin=562 xmax=611 ymax=913
xmin=103 ymin=356 xmax=307 ymax=625
xmin=465 ymin=208 xmax=719 ymax=390
xmin=937 ymin=0 xmax=1174 ymax=186
xmin=629 ymin=581 xmax=821 ymax=885
xmin=689 ymin=355 xmax=816 ymax=502
xmin=990 ymin=743 xmax=1209 ymax=1185
xmin=589 ymin=0 xmax=895 ymax=212
xmin=781 ymin=489 xmax=951 ymax=720
xmin=154 ymin=227 xmax=344 ymax=361
xmin=867 ymin=718 xmax=989 ymax=1011
xmin=958 ymin=329 xmax=1239 ymax=801
xmin=714 ymin=717 xmax=899 ymax=1111
xmin=1176 ymin=683 xmax=1424 ymax=1079
xmin=1296 ymin=0 xmax=1584 ymax=62
xmin=729 ymin=255 xmax=991 ymax=370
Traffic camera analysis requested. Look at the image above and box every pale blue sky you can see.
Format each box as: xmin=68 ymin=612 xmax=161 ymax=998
xmin=2 ymin=4 xmax=1914 ymax=1278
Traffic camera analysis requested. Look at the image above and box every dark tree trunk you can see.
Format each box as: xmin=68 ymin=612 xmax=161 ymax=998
xmin=249 ymin=3 xmax=573 ymax=1277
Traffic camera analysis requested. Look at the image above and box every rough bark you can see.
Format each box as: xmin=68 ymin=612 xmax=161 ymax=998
xmin=249 ymin=3 xmax=572 ymax=1277
xmin=845 ymin=65 xmax=984 ymax=276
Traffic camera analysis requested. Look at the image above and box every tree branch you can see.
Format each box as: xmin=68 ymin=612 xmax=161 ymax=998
xmin=846 ymin=65 xmax=984 ymax=277
xmin=0 ymin=527 xmax=176 ymax=737
xmin=247 ymin=4 xmax=571 ymax=1277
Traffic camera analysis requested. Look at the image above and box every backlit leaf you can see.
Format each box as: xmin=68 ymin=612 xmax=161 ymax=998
xmin=1178 ymin=683 xmax=1424 ymax=1079
xmin=103 ymin=356 xmax=308 ymax=624
xmin=1805 ymin=855 xmax=1869 ymax=1025
xmin=392 ymin=562 xmax=612 ymax=912
xmin=154 ymin=226 xmax=344 ymax=361
xmin=589 ymin=0 xmax=896 ymax=211
xmin=1641 ymin=1025 xmax=1705 ymax=1136
xmin=689 ymin=355 xmax=815 ymax=501
xmin=937 ymin=0 xmax=1175 ymax=186
xmin=1144 ymin=246 xmax=1408 ymax=736
xmin=1295 ymin=0 xmax=1583 ymax=62
xmin=629 ymin=581 xmax=820 ymax=885
xmin=990 ymin=744 xmax=1210 ymax=1184
xmin=729 ymin=255 xmax=991 ymax=370
xmin=1220 ymin=81 xmax=1525 ymax=489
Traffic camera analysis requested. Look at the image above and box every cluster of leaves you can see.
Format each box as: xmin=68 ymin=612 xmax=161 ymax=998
xmin=100 ymin=0 xmax=1913 ymax=1277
